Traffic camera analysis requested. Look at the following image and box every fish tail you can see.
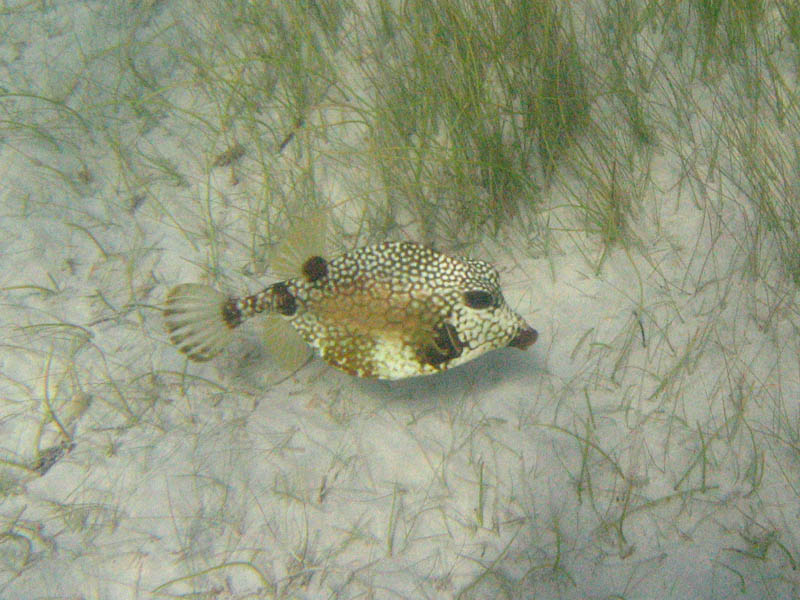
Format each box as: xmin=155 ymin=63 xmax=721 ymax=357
xmin=164 ymin=283 xmax=240 ymax=361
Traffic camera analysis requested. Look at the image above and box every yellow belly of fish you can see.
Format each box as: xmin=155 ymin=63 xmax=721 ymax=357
xmin=301 ymin=287 xmax=447 ymax=379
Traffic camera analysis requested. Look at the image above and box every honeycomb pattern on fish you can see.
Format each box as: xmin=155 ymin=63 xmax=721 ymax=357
xmin=165 ymin=240 xmax=537 ymax=380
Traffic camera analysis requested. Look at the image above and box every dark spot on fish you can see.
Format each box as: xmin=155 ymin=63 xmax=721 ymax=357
xmin=463 ymin=290 xmax=495 ymax=309
xmin=273 ymin=282 xmax=297 ymax=316
xmin=222 ymin=299 xmax=243 ymax=328
xmin=418 ymin=322 xmax=463 ymax=367
xmin=302 ymin=256 xmax=328 ymax=283
xmin=508 ymin=326 xmax=537 ymax=349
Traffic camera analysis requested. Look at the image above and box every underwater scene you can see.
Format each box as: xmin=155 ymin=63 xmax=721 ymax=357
xmin=1 ymin=2 xmax=799 ymax=598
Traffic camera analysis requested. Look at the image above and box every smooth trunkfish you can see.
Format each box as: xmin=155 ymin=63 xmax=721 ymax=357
xmin=164 ymin=215 xmax=537 ymax=380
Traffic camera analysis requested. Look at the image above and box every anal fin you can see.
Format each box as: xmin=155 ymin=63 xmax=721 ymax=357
xmin=260 ymin=315 xmax=312 ymax=372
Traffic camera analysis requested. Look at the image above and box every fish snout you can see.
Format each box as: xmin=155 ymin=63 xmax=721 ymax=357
xmin=508 ymin=324 xmax=538 ymax=349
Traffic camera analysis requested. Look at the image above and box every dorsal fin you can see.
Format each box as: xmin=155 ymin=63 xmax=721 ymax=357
xmin=270 ymin=210 xmax=329 ymax=280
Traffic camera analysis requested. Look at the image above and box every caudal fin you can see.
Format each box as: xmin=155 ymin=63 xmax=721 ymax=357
xmin=164 ymin=283 xmax=235 ymax=361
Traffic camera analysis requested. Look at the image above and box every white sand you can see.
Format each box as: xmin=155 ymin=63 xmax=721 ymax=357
xmin=1 ymin=3 xmax=798 ymax=599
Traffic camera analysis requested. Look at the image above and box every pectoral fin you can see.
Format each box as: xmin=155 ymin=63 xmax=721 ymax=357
xmin=416 ymin=322 xmax=463 ymax=368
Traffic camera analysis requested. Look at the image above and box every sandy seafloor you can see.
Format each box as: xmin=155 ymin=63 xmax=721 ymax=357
xmin=1 ymin=2 xmax=799 ymax=599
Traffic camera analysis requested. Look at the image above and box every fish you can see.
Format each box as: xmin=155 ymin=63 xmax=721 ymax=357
xmin=163 ymin=216 xmax=537 ymax=380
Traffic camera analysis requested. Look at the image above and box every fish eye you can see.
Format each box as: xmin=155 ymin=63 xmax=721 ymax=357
xmin=463 ymin=290 xmax=495 ymax=309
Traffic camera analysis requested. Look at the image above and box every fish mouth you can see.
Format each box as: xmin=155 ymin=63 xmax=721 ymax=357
xmin=508 ymin=326 xmax=538 ymax=350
